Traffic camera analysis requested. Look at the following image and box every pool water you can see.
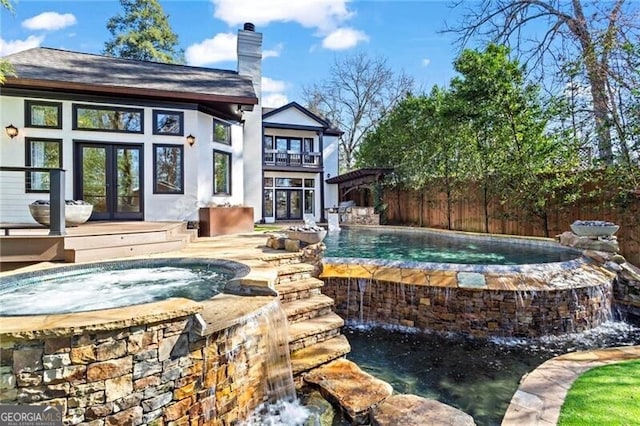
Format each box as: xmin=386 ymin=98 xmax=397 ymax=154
xmin=0 ymin=260 xmax=236 ymax=316
xmin=323 ymin=227 xmax=580 ymax=265
xmin=345 ymin=321 xmax=640 ymax=426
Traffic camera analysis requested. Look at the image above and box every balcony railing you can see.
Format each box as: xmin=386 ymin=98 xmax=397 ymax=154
xmin=264 ymin=150 xmax=322 ymax=168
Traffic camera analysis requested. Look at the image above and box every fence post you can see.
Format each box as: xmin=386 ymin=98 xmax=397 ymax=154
xmin=49 ymin=169 xmax=66 ymax=236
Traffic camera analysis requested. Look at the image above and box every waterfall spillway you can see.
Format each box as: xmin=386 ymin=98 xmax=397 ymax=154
xmin=261 ymin=299 xmax=296 ymax=403
xmin=238 ymin=299 xmax=309 ymax=425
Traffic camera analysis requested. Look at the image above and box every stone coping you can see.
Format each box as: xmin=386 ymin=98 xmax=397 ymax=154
xmin=502 ymin=345 xmax=640 ymax=425
xmin=320 ymin=259 xmax=615 ymax=291
xmin=0 ymin=257 xmax=276 ymax=338
xmin=323 ymin=256 xmax=588 ymax=274
xmin=0 ymin=298 xmax=203 ymax=339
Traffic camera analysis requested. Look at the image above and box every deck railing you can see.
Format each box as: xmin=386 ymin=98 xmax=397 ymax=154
xmin=0 ymin=166 xmax=67 ymax=236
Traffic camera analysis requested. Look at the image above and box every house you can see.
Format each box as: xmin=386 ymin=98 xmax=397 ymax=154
xmin=0 ymin=23 xmax=340 ymax=225
xmin=261 ymin=102 xmax=341 ymax=223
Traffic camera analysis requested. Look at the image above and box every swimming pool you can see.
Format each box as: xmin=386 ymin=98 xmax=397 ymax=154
xmin=323 ymin=226 xmax=581 ymax=265
xmin=320 ymin=226 xmax=614 ymax=337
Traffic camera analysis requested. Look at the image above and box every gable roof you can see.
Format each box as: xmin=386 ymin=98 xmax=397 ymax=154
xmin=2 ymin=47 xmax=258 ymax=119
xmin=263 ymin=101 xmax=343 ymax=135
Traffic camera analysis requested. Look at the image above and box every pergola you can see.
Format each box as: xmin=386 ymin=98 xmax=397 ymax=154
xmin=326 ymin=168 xmax=393 ymax=207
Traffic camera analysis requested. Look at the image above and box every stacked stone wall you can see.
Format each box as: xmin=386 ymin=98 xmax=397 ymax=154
xmin=322 ymin=278 xmax=612 ymax=337
xmin=340 ymin=207 xmax=379 ymax=226
xmin=0 ymin=314 xmax=270 ymax=425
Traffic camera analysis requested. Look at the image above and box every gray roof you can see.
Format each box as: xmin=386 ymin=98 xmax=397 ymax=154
xmin=3 ymin=47 xmax=257 ymax=107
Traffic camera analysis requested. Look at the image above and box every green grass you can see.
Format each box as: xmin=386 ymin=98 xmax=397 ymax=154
xmin=254 ymin=224 xmax=284 ymax=232
xmin=558 ymin=360 xmax=640 ymax=426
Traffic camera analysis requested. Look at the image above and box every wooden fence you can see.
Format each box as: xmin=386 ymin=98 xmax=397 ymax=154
xmin=382 ymin=186 xmax=640 ymax=266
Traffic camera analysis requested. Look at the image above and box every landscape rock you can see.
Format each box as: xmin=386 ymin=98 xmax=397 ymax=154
xmin=303 ymin=358 xmax=392 ymax=424
xmin=371 ymin=394 xmax=476 ymax=426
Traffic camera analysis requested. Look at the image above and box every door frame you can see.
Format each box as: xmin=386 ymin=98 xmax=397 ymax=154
xmin=275 ymin=189 xmax=303 ymax=220
xmin=74 ymin=140 xmax=145 ymax=221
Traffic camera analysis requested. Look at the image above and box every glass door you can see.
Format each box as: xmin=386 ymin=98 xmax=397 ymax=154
xmin=75 ymin=142 xmax=143 ymax=220
xmin=275 ymin=189 xmax=302 ymax=220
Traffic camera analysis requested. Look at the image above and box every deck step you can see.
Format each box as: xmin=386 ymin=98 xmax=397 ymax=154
xmin=276 ymin=263 xmax=315 ymax=284
xmin=288 ymin=312 xmax=344 ymax=352
xmin=65 ymin=238 xmax=187 ymax=262
xmin=63 ymin=230 xmax=171 ymax=250
xmin=277 ymin=277 xmax=324 ymax=302
xmin=283 ymin=294 xmax=334 ymax=323
xmin=0 ymin=237 xmax=64 ymax=262
xmin=290 ymin=334 xmax=351 ymax=376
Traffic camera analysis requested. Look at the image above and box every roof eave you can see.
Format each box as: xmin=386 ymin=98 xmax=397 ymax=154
xmin=4 ymin=77 xmax=258 ymax=108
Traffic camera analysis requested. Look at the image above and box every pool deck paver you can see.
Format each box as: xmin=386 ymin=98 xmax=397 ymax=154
xmin=502 ymin=345 xmax=640 ymax=426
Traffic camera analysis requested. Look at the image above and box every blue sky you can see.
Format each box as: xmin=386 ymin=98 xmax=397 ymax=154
xmin=1 ymin=0 xmax=466 ymax=107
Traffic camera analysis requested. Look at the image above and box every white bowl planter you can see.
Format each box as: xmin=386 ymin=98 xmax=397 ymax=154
xmin=570 ymin=220 xmax=619 ymax=237
xmin=284 ymin=228 xmax=327 ymax=244
xmin=29 ymin=200 xmax=93 ymax=227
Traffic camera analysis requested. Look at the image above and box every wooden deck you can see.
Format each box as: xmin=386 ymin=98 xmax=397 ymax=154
xmin=0 ymin=221 xmax=197 ymax=268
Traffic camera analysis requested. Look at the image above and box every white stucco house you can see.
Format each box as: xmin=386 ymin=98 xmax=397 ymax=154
xmin=0 ymin=24 xmax=340 ymax=225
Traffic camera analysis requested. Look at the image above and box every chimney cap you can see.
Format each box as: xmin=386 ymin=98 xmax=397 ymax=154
xmin=243 ymin=22 xmax=255 ymax=31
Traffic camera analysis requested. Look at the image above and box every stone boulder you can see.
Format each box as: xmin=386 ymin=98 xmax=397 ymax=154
xmin=303 ymin=358 xmax=392 ymax=424
xmin=558 ymin=231 xmax=619 ymax=253
xmin=371 ymin=394 xmax=476 ymax=426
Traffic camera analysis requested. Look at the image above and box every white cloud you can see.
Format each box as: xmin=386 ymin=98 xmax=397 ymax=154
xmin=22 ymin=12 xmax=76 ymax=31
xmin=262 ymin=77 xmax=289 ymax=108
xmin=262 ymin=77 xmax=287 ymax=93
xmin=421 ymin=58 xmax=431 ymax=67
xmin=212 ymin=0 xmax=353 ymax=32
xmin=262 ymin=92 xmax=289 ymax=108
xmin=185 ymin=32 xmax=236 ymax=66
xmin=322 ymin=27 xmax=368 ymax=50
xmin=263 ymin=42 xmax=283 ymax=59
xmin=0 ymin=35 xmax=45 ymax=56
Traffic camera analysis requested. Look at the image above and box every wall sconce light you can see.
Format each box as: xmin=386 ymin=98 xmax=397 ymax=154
xmin=5 ymin=124 xmax=18 ymax=139
xmin=186 ymin=134 xmax=196 ymax=146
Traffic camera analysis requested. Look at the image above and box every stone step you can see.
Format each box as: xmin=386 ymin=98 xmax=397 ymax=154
xmin=288 ymin=312 xmax=345 ymax=352
xmin=261 ymin=251 xmax=303 ymax=267
xmin=371 ymin=394 xmax=476 ymax=426
xmin=303 ymin=358 xmax=393 ymax=425
xmin=277 ymin=277 xmax=324 ymax=302
xmin=276 ymin=263 xmax=315 ymax=284
xmin=290 ymin=334 xmax=351 ymax=376
xmin=283 ymin=294 xmax=334 ymax=323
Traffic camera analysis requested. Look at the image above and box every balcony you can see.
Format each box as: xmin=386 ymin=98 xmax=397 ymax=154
xmin=264 ymin=150 xmax=322 ymax=169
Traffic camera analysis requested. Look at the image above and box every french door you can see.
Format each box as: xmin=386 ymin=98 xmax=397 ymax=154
xmin=275 ymin=189 xmax=302 ymax=220
xmin=75 ymin=142 xmax=144 ymax=221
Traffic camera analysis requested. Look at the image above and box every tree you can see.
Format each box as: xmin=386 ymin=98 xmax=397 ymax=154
xmin=446 ymin=0 xmax=640 ymax=165
xmin=0 ymin=0 xmax=16 ymax=84
xmin=104 ymin=0 xmax=184 ymax=64
xmin=303 ymin=52 xmax=414 ymax=172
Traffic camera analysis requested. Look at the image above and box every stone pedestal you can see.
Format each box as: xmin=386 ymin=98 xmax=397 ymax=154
xmin=558 ymin=231 xmax=619 ymax=253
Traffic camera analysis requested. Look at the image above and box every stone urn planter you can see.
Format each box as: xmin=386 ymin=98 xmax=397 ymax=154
xmin=570 ymin=220 xmax=619 ymax=237
xmin=29 ymin=200 xmax=93 ymax=227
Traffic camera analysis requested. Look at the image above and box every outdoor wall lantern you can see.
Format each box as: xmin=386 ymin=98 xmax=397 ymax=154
xmin=186 ymin=134 xmax=196 ymax=146
xmin=5 ymin=124 xmax=18 ymax=139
